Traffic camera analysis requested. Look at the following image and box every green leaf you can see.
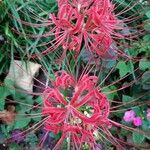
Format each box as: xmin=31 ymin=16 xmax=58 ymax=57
xmin=31 ymin=109 xmax=42 ymax=122
xmin=146 ymin=10 xmax=150 ymax=18
xmin=132 ymin=107 xmax=141 ymax=116
xmin=49 ymin=132 xmax=55 ymax=138
xmin=102 ymin=59 xmax=116 ymax=69
xmin=0 ymin=124 xmax=9 ymax=138
xmin=0 ymin=3 xmax=7 ymax=20
xmin=13 ymin=115 xmax=31 ymax=129
xmin=143 ymin=34 xmax=150 ymax=42
xmin=4 ymin=79 xmax=14 ymax=87
xmin=142 ymin=120 xmax=149 ymax=130
xmin=62 ymin=140 xmax=67 ymax=150
xmin=14 ymin=92 xmax=34 ymax=113
xmin=142 ymin=120 xmax=150 ymax=140
xmin=25 ymin=133 xmax=38 ymax=143
xmin=122 ymin=95 xmax=133 ymax=102
xmin=142 ymin=71 xmax=150 ymax=83
xmin=142 ymin=71 xmax=150 ymax=90
xmin=14 ymin=91 xmax=33 ymax=102
xmin=0 ymin=125 xmax=6 ymax=135
xmin=144 ymin=23 xmax=150 ymax=31
xmin=24 ymin=133 xmax=38 ymax=149
xmin=116 ymin=61 xmax=131 ymax=77
xmin=103 ymin=86 xmax=117 ymax=100
xmin=4 ymin=79 xmax=15 ymax=95
xmin=0 ymin=86 xmax=8 ymax=110
xmin=53 ymin=132 xmax=61 ymax=140
xmin=139 ymin=59 xmax=150 ymax=71
xmin=8 ymin=143 xmax=22 ymax=150
xmin=132 ymin=132 xmax=145 ymax=144
xmin=120 ymin=128 xmax=129 ymax=137
xmin=6 ymin=122 xmax=15 ymax=132
xmin=16 ymin=104 xmax=30 ymax=113
xmin=35 ymin=96 xmax=42 ymax=104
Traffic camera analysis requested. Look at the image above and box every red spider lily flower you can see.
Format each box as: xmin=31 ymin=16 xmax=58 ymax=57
xmin=22 ymin=0 xmax=122 ymax=60
xmin=42 ymin=71 xmax=110 ymax=149
xmin=47 ymin=0 xmax=121 ymax=59
xmin=9 ymin=0 xmax=145 ymax=63
xmin=11 ymin=0 xmax=144 ymax=61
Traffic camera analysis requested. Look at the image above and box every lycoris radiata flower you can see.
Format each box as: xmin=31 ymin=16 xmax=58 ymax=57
xmin=42 ymin=71 xmax=110 ymax=149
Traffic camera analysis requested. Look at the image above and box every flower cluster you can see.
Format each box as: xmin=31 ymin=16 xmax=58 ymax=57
xmin=48 ymin=0 xmax=121 ymax=58
xmin=42 ymin=71 xmax=110 ymax=148
xmin=123 ymin=110 xmax=142 ymax=127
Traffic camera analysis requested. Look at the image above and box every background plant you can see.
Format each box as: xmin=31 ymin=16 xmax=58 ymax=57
xmin=0 ymin=0 xmax=150 ymax=149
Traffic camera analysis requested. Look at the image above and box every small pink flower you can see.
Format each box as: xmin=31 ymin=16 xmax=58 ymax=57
xmin=146 ymin=108 xmax=150 ymax=120
xmin=123 ymin=110 xmax=135 ymax=122
xmin=147 ymin=108 xmax=150 ymax=113
xmin=133 ymin=117 xmax=142 ymax=127
xmin=147 ymin=113 xmax=150 ymax=120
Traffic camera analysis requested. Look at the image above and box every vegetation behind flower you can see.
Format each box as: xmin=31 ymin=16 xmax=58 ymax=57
xmin=0 ymin=0 xmax=150 ymax=150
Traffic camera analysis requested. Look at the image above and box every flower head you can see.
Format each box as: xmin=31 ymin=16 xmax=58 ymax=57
xmin=42 ymin=71 xmax=110 ymax=148
xmin=147 ymin=113 xmax=150 ymax=120
xmin=133 ymin=117 xmax=142 ymax=127
xmin=147 ymin=108 xmax=150 ymax=120
xmin=35 ymin=0 xmax=122 ymax=60
xmin=123 ymin=110 xmax=135 ymax=122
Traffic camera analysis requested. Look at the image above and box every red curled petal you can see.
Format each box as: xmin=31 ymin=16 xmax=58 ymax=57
xmin=42 ymin=107 xmax=65 ymax=114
